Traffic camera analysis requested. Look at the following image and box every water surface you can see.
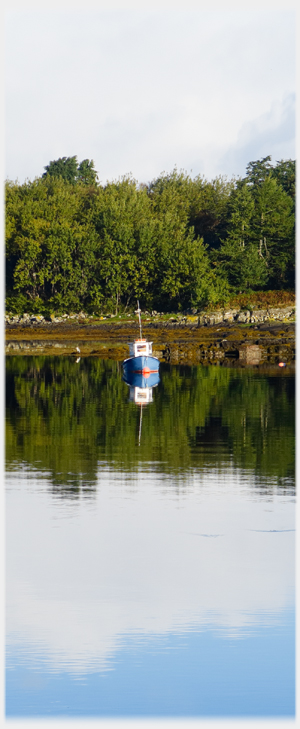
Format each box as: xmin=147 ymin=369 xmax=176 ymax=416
xmin=6 ymin=358 xmax=295 ymax=717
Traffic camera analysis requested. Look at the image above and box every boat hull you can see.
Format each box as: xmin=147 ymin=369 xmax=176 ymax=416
xmin=123 ymin=355 xmax=160 ymax=377
xmin=123 ymin=370 xmax=160 ymax=389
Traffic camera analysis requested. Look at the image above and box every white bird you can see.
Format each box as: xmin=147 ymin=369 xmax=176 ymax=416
xmin=76 ymin=346 xmax=80 ymax=353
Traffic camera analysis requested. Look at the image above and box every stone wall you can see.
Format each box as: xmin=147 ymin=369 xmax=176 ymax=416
xmin=5 ymin=304 xmax=295 ymax=326
xmin=197 ymin=305 xmax=295 ymax=326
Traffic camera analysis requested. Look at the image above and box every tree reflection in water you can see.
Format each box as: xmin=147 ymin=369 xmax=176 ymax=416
xmin=5 ymin=356 xmax=295 ymax=496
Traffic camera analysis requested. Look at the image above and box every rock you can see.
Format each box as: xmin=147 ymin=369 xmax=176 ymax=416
xmin=199 ymin=312 xmax=224 ymax=326
xmin=268 ymin=306 xmax=295 ymax=320
xmin=49 ymin=315 xmax=63 ymax=322
xmin=250 ymin=309 xmax=269 ymax=323
xmin=236 ymin=310 xmax=251 ymax=323
xmin=29 ymin=315 xmax=44 ymax=322
xmin=223 ymin=309 xmax=239 ymax=322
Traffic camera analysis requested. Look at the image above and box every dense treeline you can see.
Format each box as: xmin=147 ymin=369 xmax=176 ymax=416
xmin=6 ymin=357 xmax=295 ymax=492
xmin=5 ymin=156 xmax=295 ymax=314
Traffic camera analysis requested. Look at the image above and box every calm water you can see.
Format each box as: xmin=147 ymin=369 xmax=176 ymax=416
xmin=6 ymin=357 xmax=295 ymax=718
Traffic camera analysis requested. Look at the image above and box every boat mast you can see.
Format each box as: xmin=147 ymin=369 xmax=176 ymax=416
xmin=137 ymin=300 xmax=143 ymax=339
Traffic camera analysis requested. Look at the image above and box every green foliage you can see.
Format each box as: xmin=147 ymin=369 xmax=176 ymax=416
xmin=251 ymin=176 xmax=294 ymax=287
xmin=189 ymin=175 xmax=235 ymax=249
xmin=215 ymin=183 xmax=268 ymax=291
xmin=76 ymin=159 xmax=98 ymax=185
xmin=245 ymin=155 xmax=273 ymax=186
xmin=214 ymin=161 xmax=295 ymax=293
xmin=5 ymin=176 xmax=100 ymax=312
xmin=148 ymin=171 xmax=214 ymax=309
xmin=42 ymin=156 xmax=79 ymax=184
xmin=5 ymin=156 xmax=295 ymax=313
xmin=91 ymin=177 xmax=156 ymax=312
xmin=42 ymin=156 xmax=98 ymax=185
xmin=272 ymin=159 xmax=296 ymax=205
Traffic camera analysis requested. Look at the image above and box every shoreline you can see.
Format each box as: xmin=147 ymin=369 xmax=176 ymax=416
xmin=6 ymin=320 xmax=295 ymax=366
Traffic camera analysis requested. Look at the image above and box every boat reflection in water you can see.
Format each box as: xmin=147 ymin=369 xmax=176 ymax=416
xmin=123 ymin=370 xmax=160 ymax=445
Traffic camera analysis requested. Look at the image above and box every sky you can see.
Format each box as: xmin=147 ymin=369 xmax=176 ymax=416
xmin=4 ymin=1 xmax=296 ymax=185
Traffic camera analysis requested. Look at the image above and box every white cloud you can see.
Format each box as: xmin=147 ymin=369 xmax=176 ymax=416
xmin=220 ymin=93 xmax=295 ymax=177
xmin=4 ymin=8 xmax=295 ymax=183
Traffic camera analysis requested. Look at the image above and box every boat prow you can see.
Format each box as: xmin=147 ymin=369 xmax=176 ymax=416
xmin=123 ymin=339 xmax=160 ymax=377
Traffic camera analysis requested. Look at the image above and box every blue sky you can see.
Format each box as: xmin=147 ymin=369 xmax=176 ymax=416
xmin=4 ymin=2 xmax=296 ymax=184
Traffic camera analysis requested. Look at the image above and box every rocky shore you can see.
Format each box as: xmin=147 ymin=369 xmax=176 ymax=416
xmin=5 ymin=304 xmax=296 ymax=327
xmin=5 ymin=305 xmax=295 ymax=367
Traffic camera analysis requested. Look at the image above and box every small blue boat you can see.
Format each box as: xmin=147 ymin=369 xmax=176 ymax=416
xmin=123 ymin=302 xmax=160 ymax=378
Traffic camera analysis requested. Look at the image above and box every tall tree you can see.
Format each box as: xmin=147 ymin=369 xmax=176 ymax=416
xmin=5 ymin=176 xmax=100 ymax=312
xmin=76 ymin=159 xmax=98 ymax=185
xmin=185 ymin=175 xmax=234 ymax=251
xmin=272 ymin=159 xmax=296 ymax=208
xmin=42 ymin=156 xmax=79 ymax=184
xmin=251 ymin=176 xmax=294 ymax=287
xmin=92 ymin=177 xmax=155 ymax=312
xmin=215 ymin=183 xmax=268 ymax=291
xmin=148 ymin=172 xmax=222 ymax=309
xmin=244 ymin=156 xmax=273 ymax=187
